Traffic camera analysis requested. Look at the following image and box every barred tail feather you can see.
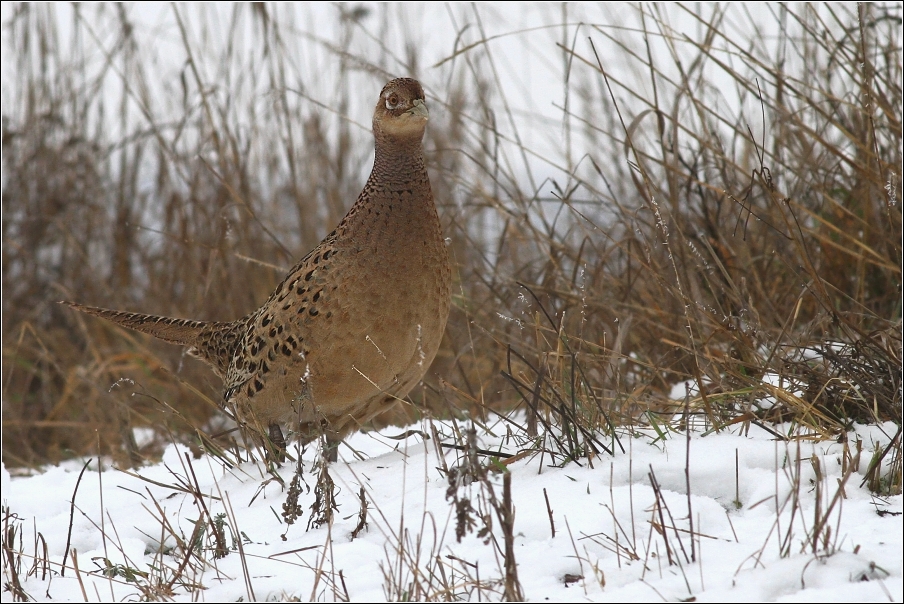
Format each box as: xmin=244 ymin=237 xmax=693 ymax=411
xmin=62 ymin=301 xmax=241 ymax=377
xmin=62 ymin=301 xmax=211 ymax=344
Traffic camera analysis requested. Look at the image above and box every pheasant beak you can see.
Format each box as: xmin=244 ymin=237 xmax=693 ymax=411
xmin=407 ymin=99 xmax=429 ymax=120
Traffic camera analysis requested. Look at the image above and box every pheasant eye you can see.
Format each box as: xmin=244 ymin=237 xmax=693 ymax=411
xmin=385 ymin=93 xmax=400 ymax=109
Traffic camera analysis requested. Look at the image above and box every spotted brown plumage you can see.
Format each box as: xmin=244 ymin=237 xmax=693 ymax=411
xmin=64 ymin=78 xmax=452 ymax=456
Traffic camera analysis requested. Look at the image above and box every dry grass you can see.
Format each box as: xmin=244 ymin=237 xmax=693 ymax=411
xmin=2 ymin=3 xmax=900 ymax=487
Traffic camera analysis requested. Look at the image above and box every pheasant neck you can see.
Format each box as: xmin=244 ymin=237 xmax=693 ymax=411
xmin=372 ymin=136 xmax=428 ymax=187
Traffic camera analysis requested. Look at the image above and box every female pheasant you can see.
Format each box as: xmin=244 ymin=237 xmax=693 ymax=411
xmin=65 ymin=78 xmax=452 ymax=458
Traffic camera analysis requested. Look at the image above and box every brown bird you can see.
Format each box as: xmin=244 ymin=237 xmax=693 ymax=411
xmin=64 ymin=78 xmax=452 ymax=459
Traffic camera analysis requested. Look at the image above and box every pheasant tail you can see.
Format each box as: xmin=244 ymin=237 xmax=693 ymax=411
xmin=62 ymin=301 xmax=241 ymax=377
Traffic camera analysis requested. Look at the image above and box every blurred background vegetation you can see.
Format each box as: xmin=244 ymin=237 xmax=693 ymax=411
xmin=2 ymin=3 xmax=900 ymax=484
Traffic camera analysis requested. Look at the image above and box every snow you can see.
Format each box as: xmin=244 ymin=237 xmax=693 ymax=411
xmin=3 ymin=420 xmax=901 ymax=602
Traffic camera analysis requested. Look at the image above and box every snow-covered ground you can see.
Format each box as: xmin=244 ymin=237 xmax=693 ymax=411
xmin=3 ymin=418 xmax=901 ymax=602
